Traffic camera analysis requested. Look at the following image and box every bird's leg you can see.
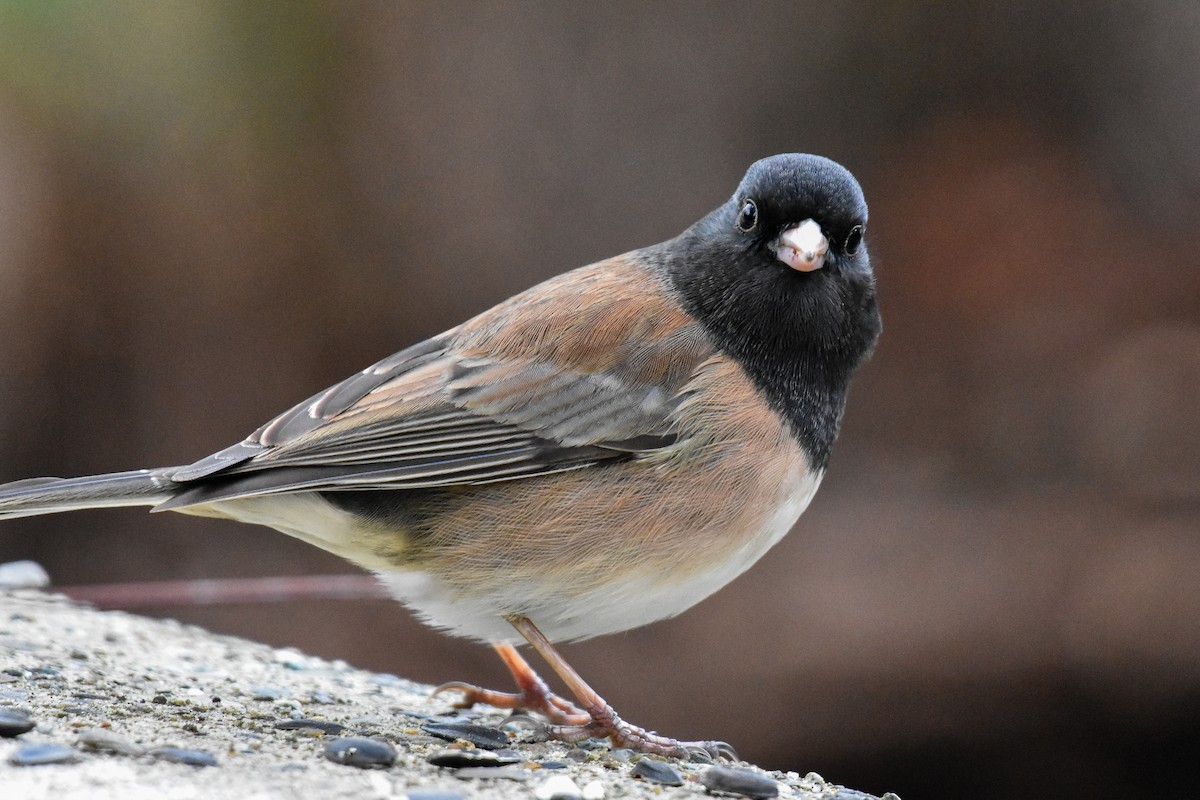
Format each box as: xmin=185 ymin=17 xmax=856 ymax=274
xmin=505 ymin=614 xmax=738 ymax=761
xmin=433 ymin=642 xmax=590 ymax=726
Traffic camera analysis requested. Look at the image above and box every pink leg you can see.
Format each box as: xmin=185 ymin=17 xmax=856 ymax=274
xmin=506 ymin=614 xmax=737 ymax=760
xmin=433 ymin=641 xmax=589 ymax=726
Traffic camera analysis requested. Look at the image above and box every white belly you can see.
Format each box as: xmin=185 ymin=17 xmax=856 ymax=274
xmin=199 ymin=463 xmax=823 ymax=644
xmin=375 ymin=469 xmax=822 ymax=643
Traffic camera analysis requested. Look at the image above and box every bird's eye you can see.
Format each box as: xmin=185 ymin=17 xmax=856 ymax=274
xmin=844 ymin=225 xmax=864 ymax=255
xmin=736 ymin=199 xmax=758 ymax=232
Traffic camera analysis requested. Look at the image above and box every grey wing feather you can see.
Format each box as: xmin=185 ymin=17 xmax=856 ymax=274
xmin=169 ymin=335 xmax=451 ymax=482
xmin=158 ymin=326 xmax=702 ymax=510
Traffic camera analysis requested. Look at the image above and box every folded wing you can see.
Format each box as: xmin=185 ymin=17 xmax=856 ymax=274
xmin=160 ymin=256 xmax=712 ymax=509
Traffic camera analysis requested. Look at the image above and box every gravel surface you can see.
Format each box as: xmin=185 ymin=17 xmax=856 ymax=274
xmin=0 ymin=590 xmax=893 ymax=800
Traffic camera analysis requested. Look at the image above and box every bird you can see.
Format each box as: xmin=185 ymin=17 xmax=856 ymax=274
xmin=0 ymin=153 xmax=881 ymax=759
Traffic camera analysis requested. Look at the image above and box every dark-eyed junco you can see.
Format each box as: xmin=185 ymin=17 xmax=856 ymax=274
xmin=0 ymin=154 xmax=880 ymax=758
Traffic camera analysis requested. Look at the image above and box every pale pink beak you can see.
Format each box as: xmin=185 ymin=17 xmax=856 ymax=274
xmin=772 ymin=219 xmax=828 ymax=272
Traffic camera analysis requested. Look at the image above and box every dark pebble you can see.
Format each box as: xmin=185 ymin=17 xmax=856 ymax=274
xmin=453 ymin=765 xmax=531 ymax=780
xmin=9 ymin=743 xmax=79 ymax=766
xmin=574 ymin=739 xmax=607 ymax=750
xmin=428 ymin=749 xmax=521 ymax=768
xmin=539 ymin=761 xmax=568 ymax=769
xmin=275 ymin=719 xmax=345 ymax=735
xmin=151 ymin=747 xmax=218 ymax=767
xmin=151 ymin=694 xmax=168 ymax=705
xmin=0 ymin=707 xmax=35 ymax=737
xmin=701 ymin=766 xmax=779 ymax=799
xmin=422 ymin=721 xmax=508 ymax=750
xmin=407 ymin=791 xmax=466 ymax=800
xmin=631 ymin=758 xmax=684 ymax=786
xmin=323 ymin=736 xmax=396 ymax=769
xmin=565 ymin=748 xmax=591 ymax=762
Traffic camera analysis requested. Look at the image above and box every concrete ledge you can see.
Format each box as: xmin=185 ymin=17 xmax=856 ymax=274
xmin=0 ymin=590 xmax=891 ymax=800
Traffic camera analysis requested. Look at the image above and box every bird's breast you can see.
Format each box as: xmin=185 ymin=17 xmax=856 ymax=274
xmin=373 ymin=354 xmax=823 ymax=642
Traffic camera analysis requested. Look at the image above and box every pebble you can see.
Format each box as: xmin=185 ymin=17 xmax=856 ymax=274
xmin=574 ymin=739 xmax=608 ymax=750
xmin=407 ymin=791 xmax=465 ymax=800
xmin=539 ymin=760 xmax=568 ymax=769
xmin=453 ymin=766 xmax=532 ymax=780
xmin=493 ymin=749 xmax=525 ymax=760
xmin=370 ymin=672 xmax=408 ymax=686
xmin=273 ymin=648 xmax=309 ymax=670
xmin=323 ymin=736 xmax=396 ymax=769
xmin=275 ymin=719 xmax=345 ymax=735
xmin=701 ymin=766 xmax=779 ymax=799
xmin=0 ymin=707 xmax=35 ymax=737
xmin=422 ymin=720 xmax=508 ymax=750
xmin=603 ymin=748 xmax=634 ymax=764
xmin=150 ymin=747 xmax=218 ymax=767
xmin=250 ymin=687 xmax=285 ymax=701
xmin=9 ymin=743 xmax=80 ymax=766
xmin=0 ymin=560 xmax=50 ymax=589
xmin=78 ymin=728 xmax=143 ymax=756
xmin=631 ymin=758 xmax=684 ymax=786
xmin=565 ymin=748 xmax=591 ymax=762
xmin=535 ymin=774 xmax=583 ymax=800
xmin=427 ymin=749 xmax=521 ymax=768
xmin=581 ymin=781 xmax=605 ymax=800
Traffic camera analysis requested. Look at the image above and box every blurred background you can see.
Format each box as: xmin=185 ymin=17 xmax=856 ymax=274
xmin=1 ymin=3 xmax=1198 ymax=798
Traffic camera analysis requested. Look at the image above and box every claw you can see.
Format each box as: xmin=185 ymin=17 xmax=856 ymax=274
xmin=676 ymin=740 xmax=739 ymax=762
xmin=431 ymin=680 xmax=485 ymax=708
xmin=543 ymin=706 xmax=738 ymax=761
xmin=502 ymin=713 xmax=552 ymax=742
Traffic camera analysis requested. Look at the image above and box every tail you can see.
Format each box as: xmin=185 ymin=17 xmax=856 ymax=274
xmin=0 ymin=470 xmax=176 ymax=520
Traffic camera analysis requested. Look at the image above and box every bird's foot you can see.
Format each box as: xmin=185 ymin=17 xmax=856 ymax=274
xmin=432 ymin=642 xmax=589 ymax=726
xmin=432 ymin=679 xmax=588 ymax=726
xmin=546 ymin=696 xmax=737 ymax=762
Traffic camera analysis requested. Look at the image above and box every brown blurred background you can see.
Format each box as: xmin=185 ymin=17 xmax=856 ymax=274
xmin=1 ymin=3 xmax=1198 ymax=798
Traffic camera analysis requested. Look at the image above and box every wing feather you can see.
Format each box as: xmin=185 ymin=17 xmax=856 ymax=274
xmin=162 ymin=256 xmax=713 ymax=509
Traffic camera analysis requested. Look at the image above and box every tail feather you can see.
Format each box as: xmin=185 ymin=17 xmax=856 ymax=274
xmin=0 ymin=469 xmax=176 ymax=520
